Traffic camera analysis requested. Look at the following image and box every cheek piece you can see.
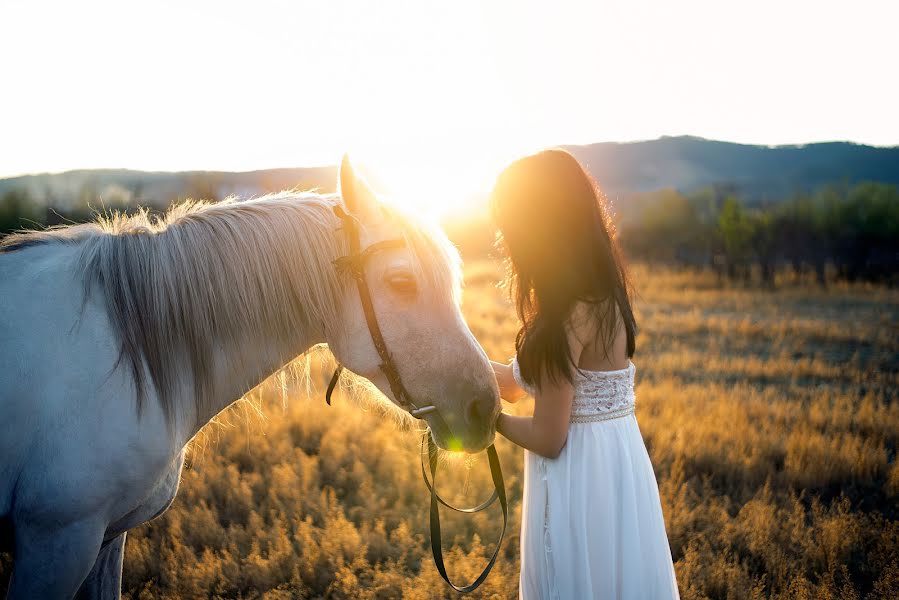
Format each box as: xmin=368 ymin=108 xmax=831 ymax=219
xmin=326 ymin=203 xmax=507 ymax=593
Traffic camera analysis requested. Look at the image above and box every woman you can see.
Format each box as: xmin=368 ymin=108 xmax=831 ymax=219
xmin=488 ymin=149 xmax=679 ymax=599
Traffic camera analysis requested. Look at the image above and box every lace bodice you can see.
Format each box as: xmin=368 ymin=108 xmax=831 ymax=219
xmin=511 ymin=357 xmax=636 ymax=423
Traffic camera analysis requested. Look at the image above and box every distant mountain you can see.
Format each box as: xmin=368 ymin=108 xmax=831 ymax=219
xmin=563 ymin=136 xmax=899 ymax=203
xmin=1 ymin=137 xmax=897 ymax=212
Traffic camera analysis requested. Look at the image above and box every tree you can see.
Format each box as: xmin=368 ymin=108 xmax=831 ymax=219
xmin=0 ymin=188 xmax=40 ymax=234
xmin=717 ymin=197 xmax=754 ymax=280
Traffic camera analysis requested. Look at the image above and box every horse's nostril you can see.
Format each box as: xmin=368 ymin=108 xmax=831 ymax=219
xmin=465 ymin=394 xmax=495 ymax=429
xmin=467 ymin=398 xmax=481 ymax=426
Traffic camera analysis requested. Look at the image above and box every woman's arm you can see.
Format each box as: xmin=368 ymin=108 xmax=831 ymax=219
xmin=491 ymin=360 xmax=527 ymax=403
xmin=495 ymin=379 xmax=574 ymax=459
xmin=494 ymin=327 xmax=584 ymax=459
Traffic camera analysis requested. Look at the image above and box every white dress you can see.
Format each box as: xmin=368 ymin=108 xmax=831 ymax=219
xmin=512 ymin=358 xmax=680 ymax=599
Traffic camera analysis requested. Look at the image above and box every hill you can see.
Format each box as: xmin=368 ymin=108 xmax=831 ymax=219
xmin=564 ymin=136 xmax=899 ymax=203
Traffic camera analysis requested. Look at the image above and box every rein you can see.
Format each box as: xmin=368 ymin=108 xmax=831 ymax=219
xmin=325 ymin=204 xmax=507 ymax=593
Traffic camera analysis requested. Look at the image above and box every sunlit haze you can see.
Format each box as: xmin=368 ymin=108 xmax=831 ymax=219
xmin=1 ymin=0 xmax=897 ymax=215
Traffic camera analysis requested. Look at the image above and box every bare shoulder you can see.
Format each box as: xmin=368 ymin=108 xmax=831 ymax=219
xmin=564 ymin=301 xmax=597 ymax=354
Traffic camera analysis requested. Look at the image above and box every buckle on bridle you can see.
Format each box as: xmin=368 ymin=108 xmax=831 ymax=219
xmin=409 ymin=405 xmax=438 ymax=418
xmin=333 ymin=254 xmax=363 ymax=276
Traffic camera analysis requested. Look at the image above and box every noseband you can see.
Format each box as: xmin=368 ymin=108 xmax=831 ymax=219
xmin=325 ymin=204 xmax=507 ymax=593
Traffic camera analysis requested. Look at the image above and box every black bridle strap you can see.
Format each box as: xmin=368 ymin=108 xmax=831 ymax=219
xmin=428 ymin=435 xmax=508 ymax=593
xmin=333 ymin=239 xmax=408 ymax=275
xmin=332 ymin=205 xmax=424 ymax=413
xmin=331 ymin=207 xmax=455 ymax=435
xmin=328 ymin=203 xmax=507 ymax=593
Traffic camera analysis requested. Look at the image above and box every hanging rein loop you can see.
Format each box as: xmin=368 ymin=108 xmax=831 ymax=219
xmin=420 ymin=435 xmax=499 ymax=513
xmin=426 ymin=435 xmax=508 ymax=593
xmin=326 ymin=203 xmax=507 ymax=593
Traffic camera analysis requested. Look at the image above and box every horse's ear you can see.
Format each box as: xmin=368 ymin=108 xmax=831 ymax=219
xmin=338 ymin=154 xmax=379 ymax=221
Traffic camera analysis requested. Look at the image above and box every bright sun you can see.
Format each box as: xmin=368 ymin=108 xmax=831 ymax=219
xmin=351 ymin=139 xmax=530 ymax=220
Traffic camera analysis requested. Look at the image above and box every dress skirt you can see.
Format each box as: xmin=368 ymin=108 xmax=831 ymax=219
xmin=519 ymin=413 xmax=680 ymax=599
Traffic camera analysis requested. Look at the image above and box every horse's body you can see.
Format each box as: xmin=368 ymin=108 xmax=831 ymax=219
xmin=0 ymin=160 xmax=500 ymax=598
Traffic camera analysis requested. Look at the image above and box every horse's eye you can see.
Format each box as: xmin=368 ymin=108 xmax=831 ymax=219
xmin=386 ymin=272 xmax=418 ymax=296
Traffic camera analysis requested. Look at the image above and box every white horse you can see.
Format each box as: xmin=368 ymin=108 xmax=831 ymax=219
xmin=0 ymin=157 xmax=500 ymax=599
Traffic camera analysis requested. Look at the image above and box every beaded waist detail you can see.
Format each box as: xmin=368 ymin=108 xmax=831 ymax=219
xmin=570 ymin=404 xmax=635 ymax=423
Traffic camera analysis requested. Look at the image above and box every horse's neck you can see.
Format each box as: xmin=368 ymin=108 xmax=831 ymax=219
xmin=183 ymin=323 xmax=322 ymax=439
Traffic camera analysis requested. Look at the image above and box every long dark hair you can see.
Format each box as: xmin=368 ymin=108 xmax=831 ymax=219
xmin=491 ymin=149 xmax=636 ymax=389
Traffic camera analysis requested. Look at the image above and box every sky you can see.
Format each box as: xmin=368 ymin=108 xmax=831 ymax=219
xmin=1 ymin=0 xmax=897 ymax=210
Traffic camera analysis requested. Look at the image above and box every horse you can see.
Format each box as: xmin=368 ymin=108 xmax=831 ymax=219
xmin=0 ymin=157 xmax=501 ymax=599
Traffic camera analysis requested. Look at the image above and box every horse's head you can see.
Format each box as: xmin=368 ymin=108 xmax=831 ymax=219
xmin=326 ymin=157 xmax=500 ymax=453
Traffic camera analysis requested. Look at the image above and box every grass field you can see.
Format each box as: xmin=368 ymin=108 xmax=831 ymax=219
xmin=4 ymin=262 xmax=898 ymax=599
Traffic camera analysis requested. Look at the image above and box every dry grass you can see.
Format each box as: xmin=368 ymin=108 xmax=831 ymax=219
xmin=2 ymin=262 xmax=897 ymax=598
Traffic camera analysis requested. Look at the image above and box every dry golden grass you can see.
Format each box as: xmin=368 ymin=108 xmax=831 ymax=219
xmin=2 ymin=262 xmax=897 ymax=598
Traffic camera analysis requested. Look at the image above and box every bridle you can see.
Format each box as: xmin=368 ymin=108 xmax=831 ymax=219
xmin=325 ymin=203 xmax=507 ymax=593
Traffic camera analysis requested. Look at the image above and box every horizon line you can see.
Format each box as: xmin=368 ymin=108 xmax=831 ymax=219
xmin=2 ymin=134 xmax=897 ymax=181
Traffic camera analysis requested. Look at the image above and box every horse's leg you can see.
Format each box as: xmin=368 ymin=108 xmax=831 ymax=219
xmin=73 ymin=533 xmax=126 ymax=600
xmin=6 ymin=518 xmax=105 ymax=600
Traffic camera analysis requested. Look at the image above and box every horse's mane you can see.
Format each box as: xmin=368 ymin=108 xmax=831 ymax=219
xmin=0 ymin=192 xmax=461 ymax=426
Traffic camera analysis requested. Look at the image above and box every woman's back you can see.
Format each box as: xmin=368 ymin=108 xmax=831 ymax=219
xmin=568 ymin=300 xmax=630 ymax=372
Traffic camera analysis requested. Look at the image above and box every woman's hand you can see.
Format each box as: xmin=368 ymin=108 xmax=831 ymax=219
xmin=491 ymin=360 xmax=527 ymax=403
